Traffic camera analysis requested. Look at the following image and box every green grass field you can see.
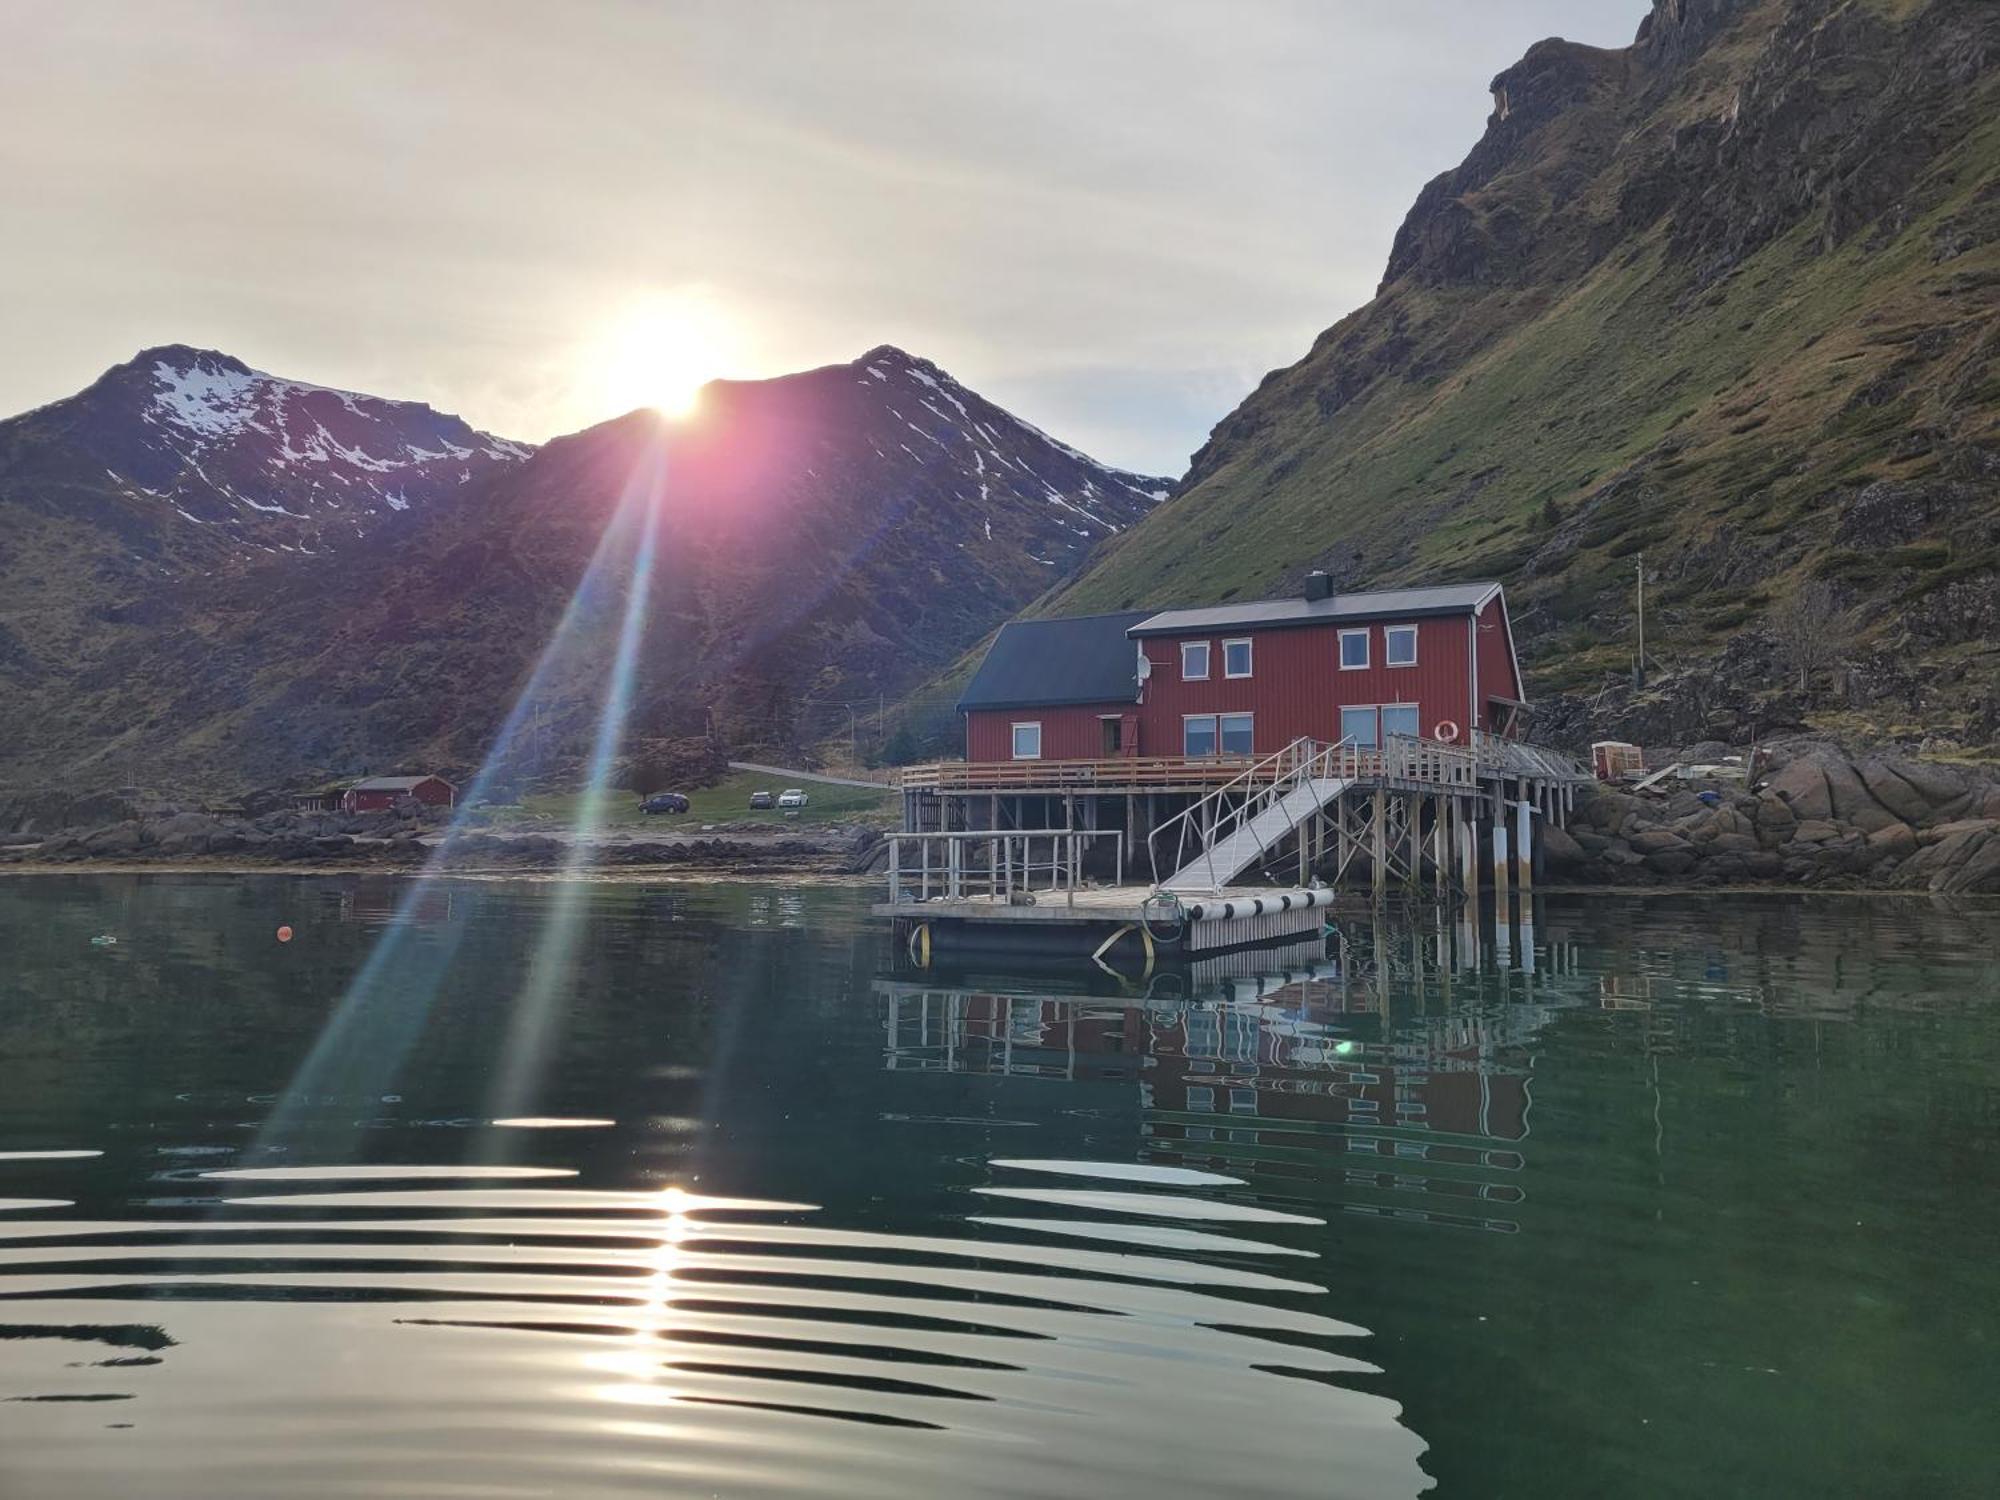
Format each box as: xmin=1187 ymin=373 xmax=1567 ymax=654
xmin=482 ymin=768 xmax=898 ymax=830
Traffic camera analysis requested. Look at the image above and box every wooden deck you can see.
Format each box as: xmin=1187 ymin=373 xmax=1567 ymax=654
xmin=894 ymin=736 xmax=1563 ymax=797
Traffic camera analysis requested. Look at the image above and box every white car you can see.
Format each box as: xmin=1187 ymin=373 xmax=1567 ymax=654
xmin=777 ymin=788 xmax=808 ymax=810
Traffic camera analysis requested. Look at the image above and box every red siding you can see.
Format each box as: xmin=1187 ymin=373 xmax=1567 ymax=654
xmin=1135 ymin=615 xmax=1476 ymax=754
xmin=343 ymin=777 xmax=455 ymax=813
xmin=966 ymin=704 xmax=1133 ymax=761
xmin=1472 ymin=597 xmax=1522 ymax=731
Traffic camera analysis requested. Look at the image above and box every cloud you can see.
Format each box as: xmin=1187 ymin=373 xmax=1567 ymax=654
xmin=1 ymin=0 xmax=1649 ymax=474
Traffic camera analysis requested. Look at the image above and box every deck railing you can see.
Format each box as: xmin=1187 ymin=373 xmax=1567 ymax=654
xmin=1468 ymin=731 xmax=1593 ymax=783
xmin=895 ymin=755 xmax=1255 ymax=792
xmin=895 ymin=732 xmax=1578 ymax=797
xmin=884 ymin=827 xmax=1125 ymax=908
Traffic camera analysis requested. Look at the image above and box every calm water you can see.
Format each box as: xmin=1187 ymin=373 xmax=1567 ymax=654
xmin=0 ymin=876 xmax=1995 ymax=1499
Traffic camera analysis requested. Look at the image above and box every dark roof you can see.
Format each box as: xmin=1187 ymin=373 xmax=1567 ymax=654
xmin=348 ymin=775 xmax=453 ymax=791
xmin=957 ymin=611 xmax=1151 ymax=712
xmin=1128 ymin=582 xmax=1503 ymax=637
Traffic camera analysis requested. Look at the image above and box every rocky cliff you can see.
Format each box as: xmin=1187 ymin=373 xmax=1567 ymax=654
xmin=1048 ymin=0 xmax=2000 ymax=753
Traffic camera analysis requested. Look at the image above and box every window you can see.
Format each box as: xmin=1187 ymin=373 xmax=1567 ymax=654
xmin=1339 ymin=629 xmax=1369 ymax=670
xmin=1098 ymin=716 xmax=1123 ymax=755
xmin=1186 ymin=1085 xmax=1215 ymax=1114
xmin=1381 ymin=704 xmax=1420 ymax=741
xmin=1385 ymin=625 xmax=1418 ymax=667
xmin=1010 ymin=722 xmax=1042 ymax=759
xmin=1341 ymin=706 xmax=1378 ymax=748
xmin=1183 ymin=715 xmax=1218 ymax=757
xmin=1222 ymin=638 xmax=1253 ymax=678
xmin=1219 ymin=712 xmax=1254 ymax=755
xmin=1181 ymin=641 xmax=1210 ymax=680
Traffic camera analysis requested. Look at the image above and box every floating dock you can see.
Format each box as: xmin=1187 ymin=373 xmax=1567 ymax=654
xmin=876 ymin=882 xmax=1337 ymax=965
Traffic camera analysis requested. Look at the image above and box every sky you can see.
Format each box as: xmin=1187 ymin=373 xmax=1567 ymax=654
xmin=2 ymin=0 xmax=1647 ymax=477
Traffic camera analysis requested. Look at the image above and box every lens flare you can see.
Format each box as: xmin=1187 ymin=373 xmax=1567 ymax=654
xmin=254 ymin=433 xmax=670 ymax=1157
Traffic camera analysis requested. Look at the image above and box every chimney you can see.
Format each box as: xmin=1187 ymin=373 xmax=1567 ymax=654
xmin=1303 ymin=570 xmax=1334 ymax=602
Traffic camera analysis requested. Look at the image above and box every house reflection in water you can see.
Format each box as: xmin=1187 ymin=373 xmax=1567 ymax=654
xmin=880 ymin=905 xmax=1598 ymax=1236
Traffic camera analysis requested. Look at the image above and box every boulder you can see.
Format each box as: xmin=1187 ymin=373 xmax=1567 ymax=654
xmin=1884 ymin=757 xmax=1972 ymax=807
xmin=1790 ymin=819 xmax=1841 ymax=844
xmin=1743 ymin=850 xmax=1785 ymax=878
xmin=1629 ymin=828 xmax=1688 ymax=854
xmin=1710 ymin=831 xmax=1762 ymax=854
xmin=1856 ymin=759 xmax=1940 ymax=824
xmin=1918 ymin=817 xmax=1998 ymax=847
xmin=1765 ymin=759 xmax=1833 ymax=821
xmin=1899 ymin=823 xmax=2000 ymax=893
xmin=1573 ymin=829 xmax=1612 ymax=855
xmin=81 ymin=822 xmax=144 ymax=856
xmin=1644 ymin=848 xmax=1698 ymax=877
xmin=1541 ymin=822 xmax=1588 ymax=872
xmin=1754 ymin=791 xmax=1797 ymax=834
xmin=1864 ymin=822 xmax=1920 ymax=864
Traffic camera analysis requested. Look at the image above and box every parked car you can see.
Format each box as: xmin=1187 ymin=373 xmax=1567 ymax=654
xmin=776 ymin=788 xmax=808 ymax=810
xmin=748 ymin=790 xmax=775 ymax=810
xmin=639 ymin=792 xmax=689 ymax=815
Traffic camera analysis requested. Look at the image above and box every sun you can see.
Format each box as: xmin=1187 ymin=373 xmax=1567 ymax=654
xmin=587 ymin=290 xmax=738 ymax=420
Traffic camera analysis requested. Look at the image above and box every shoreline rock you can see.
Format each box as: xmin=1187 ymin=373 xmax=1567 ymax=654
xmin=1552 ymin=738 xmax=2000 ymax=895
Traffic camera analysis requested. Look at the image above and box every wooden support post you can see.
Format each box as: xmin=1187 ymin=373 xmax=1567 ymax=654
xmin=1371 ymin=789 xmax=1387 ymax=896
xmin=1458 ymin=802 xmax=1477 ymax=896
xmin=1515 ymin=795 xmax=1534 ymax=895
xmin=1489 ymin=789 xmax=1509 ymax=903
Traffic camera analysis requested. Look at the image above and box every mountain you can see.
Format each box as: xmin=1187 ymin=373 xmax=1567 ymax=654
xmin=0 ymin=345 xmax=1167 ymax=794
xmin=3 ymin=345 xmax=530 ymax=555
xmin=1047 ymin=0 xmax=2000 ymax=750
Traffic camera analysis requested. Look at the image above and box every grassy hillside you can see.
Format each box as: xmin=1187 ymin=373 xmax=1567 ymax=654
xmin=1047 ymin=0 xmax=2000 ymax=750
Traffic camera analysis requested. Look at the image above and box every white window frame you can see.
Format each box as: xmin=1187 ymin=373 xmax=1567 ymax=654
xmin=1183 ymin=714 xmax=1219 ymax=757
xmin=1380 ymin=703 xmax=1421 ymax=742
xmin=1010 ymin=721 xmax=1042 ymax=760
xmin=1338 ymin=628 xmax=1370 ymax=671
xmin=1222 ymin=637 xmax=1253 ymax=679
xmin=1218 ymin=712 xmax=1255 ymax=756
xmin=1340 ymin=705 xmax=1379 ymax=748
xmin=1385 ymin=624 xmax=1418 ymax=668
xmin=1180 ymin=640 xmax=1211 ymax=681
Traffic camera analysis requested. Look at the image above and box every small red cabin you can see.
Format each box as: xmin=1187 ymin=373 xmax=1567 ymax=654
xmin=341 ymin=774 xmax=456 ymax=814
xmin=958 ymin=576 xmax=1524 ymax=762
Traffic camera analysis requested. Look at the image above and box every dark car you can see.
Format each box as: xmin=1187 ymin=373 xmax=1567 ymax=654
xmin=748 ymin=790 xmax=775 ymax=810
xmin=639 ymin=792 xmax=690 ymax=815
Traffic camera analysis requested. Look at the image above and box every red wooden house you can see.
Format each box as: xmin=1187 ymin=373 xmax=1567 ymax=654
xmin=341 ymin=774 xmax=457 ymax=813
xmin=958 ymin=575 xmax=1524 ymax=763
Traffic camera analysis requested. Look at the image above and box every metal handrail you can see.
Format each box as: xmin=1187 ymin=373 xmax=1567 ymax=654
xmin=1146 ymin=737 xmax=1355 ymax=892
xmin=884 ymin=827 xmax=1125 ymax=909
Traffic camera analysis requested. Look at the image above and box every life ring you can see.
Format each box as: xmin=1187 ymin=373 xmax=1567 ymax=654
xmin=1434 ymin=720 xmax=1460 ymax=743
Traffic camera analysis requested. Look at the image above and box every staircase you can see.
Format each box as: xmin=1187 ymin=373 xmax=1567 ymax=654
xmin=1150 ymin=739 xmax=1354 ymax=893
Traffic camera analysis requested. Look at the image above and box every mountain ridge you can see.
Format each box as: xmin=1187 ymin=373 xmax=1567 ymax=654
xmin=0 ymin=342 xmax=1168 ymax=794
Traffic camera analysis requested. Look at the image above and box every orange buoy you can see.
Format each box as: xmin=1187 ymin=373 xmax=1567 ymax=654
xmin=276 ymin=925 xmax=294 ymax=943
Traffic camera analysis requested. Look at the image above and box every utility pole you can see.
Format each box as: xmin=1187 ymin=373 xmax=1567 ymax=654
xmin=847 ymin=703 xmax=858 ymax=765
xmin=1634 ymin=553 xmax=1646 ymax=691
